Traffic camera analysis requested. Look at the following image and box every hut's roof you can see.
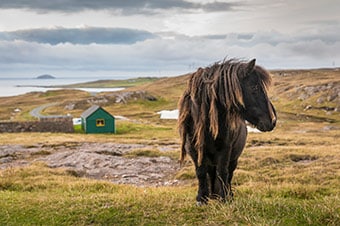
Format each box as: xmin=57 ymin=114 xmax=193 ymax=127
xmin=81 ymin=105 xmax=100 ymax=118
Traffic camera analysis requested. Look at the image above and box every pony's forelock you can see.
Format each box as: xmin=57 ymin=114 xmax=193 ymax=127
xmin=254 ymin=65 xmax=272 ymax=92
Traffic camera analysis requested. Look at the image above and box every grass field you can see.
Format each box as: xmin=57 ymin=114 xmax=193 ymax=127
xmin=0 ymin=69 xmax=339 ymax=225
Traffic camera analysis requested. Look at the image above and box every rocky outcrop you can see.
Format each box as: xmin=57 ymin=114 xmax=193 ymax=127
xmin=63 ymin=91 xmax=158 ymax=111
xmin=0 ymin=142 xmax=181 ymax=187
xmin=296 ymin=83 xmax=339 ymax=102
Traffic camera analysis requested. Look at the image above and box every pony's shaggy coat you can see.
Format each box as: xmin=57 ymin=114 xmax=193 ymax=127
xmin=178 ymin=59 xmax=272 ymax=166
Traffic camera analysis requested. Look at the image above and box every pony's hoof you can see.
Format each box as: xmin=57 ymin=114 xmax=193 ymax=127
xmin=196 ymin=201 xmax=206 ymax=206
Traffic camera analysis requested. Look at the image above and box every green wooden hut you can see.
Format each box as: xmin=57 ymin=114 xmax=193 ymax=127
xmin=81 ymin=105 xmax=115 ymax=134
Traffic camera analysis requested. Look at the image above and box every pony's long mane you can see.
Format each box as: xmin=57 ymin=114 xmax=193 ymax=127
xmin=178 ymin=59 xmax=271 ymax=165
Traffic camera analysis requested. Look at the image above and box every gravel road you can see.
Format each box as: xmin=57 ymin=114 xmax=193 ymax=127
xmin=30 ymin=103 xmax=68 ymax=119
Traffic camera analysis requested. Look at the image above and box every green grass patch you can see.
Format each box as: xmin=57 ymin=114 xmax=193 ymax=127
xmin=175 ymin=165 xmax=196 ymax=180
xmin=73 ymin=124 xmax=84 ymax=133
xmin=114 ymin=121 xmax=176 ymax=140
xmin=115 ymin=121 xmax=147 ymax=135
xmin=0 ymin=164 xmax=339 ymax=225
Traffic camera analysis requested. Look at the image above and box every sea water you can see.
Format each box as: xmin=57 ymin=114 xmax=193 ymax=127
xmin=0 ymin=77 xmax=124 ymax=97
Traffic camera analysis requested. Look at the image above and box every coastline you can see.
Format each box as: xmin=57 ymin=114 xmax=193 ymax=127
xmin=0 ymin=78 xmax=124 ymax=97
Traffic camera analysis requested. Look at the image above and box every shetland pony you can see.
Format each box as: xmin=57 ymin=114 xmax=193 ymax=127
xmin=178 ymin=59 xmax=276 ymax=204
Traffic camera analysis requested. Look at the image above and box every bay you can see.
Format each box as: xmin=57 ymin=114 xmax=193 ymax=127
xmin=0 ymin=77 xmax=124 ymax=97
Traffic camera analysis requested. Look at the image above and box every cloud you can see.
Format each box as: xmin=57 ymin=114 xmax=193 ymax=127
xmin=202 ymin=1 xmax=236 ymax=12
xmin=0 ymin=27 xmax=156 ymax=45
xmin=296 ymin=21 xmax=340 ymax=44
xmin=1 ymin=25 xmax=340 ymax=77
xmin=0 ymin=0 xmax=239 ymax=14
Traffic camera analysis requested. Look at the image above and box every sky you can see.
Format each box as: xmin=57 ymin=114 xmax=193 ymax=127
xmin=0 ymin=0 xmax=339 ymax=78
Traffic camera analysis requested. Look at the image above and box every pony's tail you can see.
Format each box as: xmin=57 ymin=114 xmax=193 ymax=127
xmin=180 ymin=137 xmax=186 ymax=167
xmin=178 ymin=91 xmax=191 ymax=166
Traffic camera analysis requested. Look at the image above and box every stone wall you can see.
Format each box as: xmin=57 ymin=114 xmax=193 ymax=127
xmin=0 ymin=117 xmax=74 ymax=133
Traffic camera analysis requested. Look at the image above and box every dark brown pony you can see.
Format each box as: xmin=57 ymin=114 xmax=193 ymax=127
xmin=178 ymin=59 xmax=276 ymax=204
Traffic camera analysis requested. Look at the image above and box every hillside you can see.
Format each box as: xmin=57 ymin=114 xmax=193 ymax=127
xmin=270 ymin=69 xmax=339 ymax=123
xmin=1 ymin=68 xmax=339 ymax=124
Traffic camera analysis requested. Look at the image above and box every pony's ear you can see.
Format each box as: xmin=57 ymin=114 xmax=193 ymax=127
xmin=246 ymin=59 xmax=256 ymax=74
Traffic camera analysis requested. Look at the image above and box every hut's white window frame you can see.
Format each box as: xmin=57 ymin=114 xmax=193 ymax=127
xmin=96 ymin=119 xmax=105 ymax=127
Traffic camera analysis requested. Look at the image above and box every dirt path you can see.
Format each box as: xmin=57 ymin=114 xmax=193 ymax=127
xmin=0 ymin=142 xmax=182 ymax=187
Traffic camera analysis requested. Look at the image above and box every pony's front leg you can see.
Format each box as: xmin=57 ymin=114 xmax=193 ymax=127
xmin=207 ymin=165 xmax=218 ymax=199
xmin=216 ymin=168 xmax=228 ymax=201
xmin=195 ymin=164 xmax=209 ymax=205
xmin=216 ymin=152 xmax=231 ymax=202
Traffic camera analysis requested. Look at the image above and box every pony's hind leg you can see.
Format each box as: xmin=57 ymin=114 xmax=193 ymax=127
xmin=186 ymin=136 xmax=210 ymax=204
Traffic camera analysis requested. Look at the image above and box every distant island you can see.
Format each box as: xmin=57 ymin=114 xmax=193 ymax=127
xmin=36 ymin=74 xmax=56 ymax=79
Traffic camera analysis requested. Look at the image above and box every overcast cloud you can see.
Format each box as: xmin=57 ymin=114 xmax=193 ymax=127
xmin=0 ymin=0 xmax=339 ymax=78
xmin=0 ymin=27 xmax=156 ymax=45
xmin=0 ymin=0 xmax=239 ymax=14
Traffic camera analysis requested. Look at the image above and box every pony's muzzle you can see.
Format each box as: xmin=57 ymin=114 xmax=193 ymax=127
xmin=256 ymin=119 xmax=276 ymax=132
xmin=257 ymin=111 xmax=277 ymax=132
xmin=258 ymin=101 xmax=277 ymax=132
